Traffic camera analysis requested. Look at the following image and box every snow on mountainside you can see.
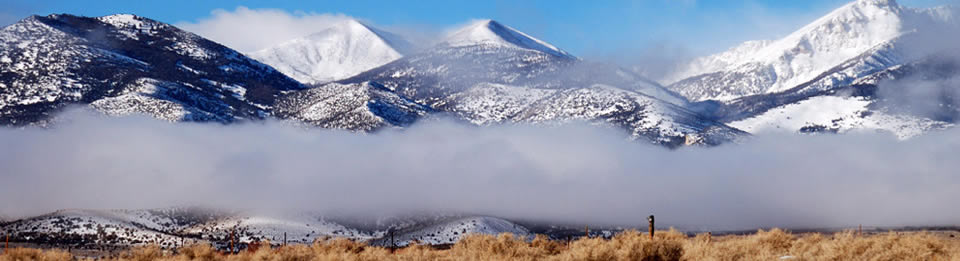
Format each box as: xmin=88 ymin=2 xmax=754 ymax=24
xmin=0 ymin=14 xmax=738 ymax=147
xmin=0 ymin=14 xmax=304 ymax=125
xmin=183 ymin=213 xmax=375 ymax=245
xmin=713 ymin=50 xmax=959 ymax=138
xmin=273 ymin=82 xmax=430 ymax=131
xmin=0 ymin=209 xmax=539 ymax=249
xmin=666 ymin=0 xmax=960 ymax=138
xmin=368 ymin=216 xmax=531 ymax=247
xmin=322 ymin=20 xmax=742 ymax=146
xmin=0 ymin=209 xmax=371 ymax=248
xmin=668 ymin=0 xmax=956 ymax=102
xmin=727 ymin=95 xmax=948 ymax=138
xmin=0 ymin=208 xmax=223 ymax=248
xmin=446 ymin=83 xmax=739 ymax=144
xmin=249 ymin=19 xmax=411 ymax=84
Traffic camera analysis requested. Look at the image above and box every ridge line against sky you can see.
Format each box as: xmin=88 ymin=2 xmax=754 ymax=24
xmin=1 ymin=0 xmax=955 ymax=59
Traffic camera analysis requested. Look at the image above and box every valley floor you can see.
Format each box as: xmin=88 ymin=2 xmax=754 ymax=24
xmin=2 ymin=229 xmax=958 ymax=260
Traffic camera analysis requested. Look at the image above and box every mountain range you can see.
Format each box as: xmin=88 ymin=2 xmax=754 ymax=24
xmin=296 ymin=19 xmax=743 ymax=145
xmin=0 ymin=14 xmax=750 ymax=146
xmin=4 ymin=0 xmax=955 ymax=142
xmin=2 ymin=0 xmax=960 ymax=248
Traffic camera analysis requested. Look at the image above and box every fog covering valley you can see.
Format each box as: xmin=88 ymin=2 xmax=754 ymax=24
xmin=1 ymin=108 xmax=958 ymax=231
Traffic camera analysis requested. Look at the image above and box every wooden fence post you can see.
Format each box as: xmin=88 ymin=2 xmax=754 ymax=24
xmin=585 ymin=225 xmax=590 ymax=238
xmin=648 ymin=215 xmax=655 ymax=240
xmin=389 ymin=229 xmax=396 ymax=252
xmin=230 ymin=229 xmax=235 ymax=254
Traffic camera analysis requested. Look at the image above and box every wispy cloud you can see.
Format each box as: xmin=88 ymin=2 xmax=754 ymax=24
xmin=175 ymin=7 xmax=354 ymax=53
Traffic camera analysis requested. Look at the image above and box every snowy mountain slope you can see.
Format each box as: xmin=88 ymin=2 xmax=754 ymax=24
xmin=663 ymin=40 xmax=772 ymax=85
xmin=446 ymin=83 xmax=741 ymax=145
xmin=444 ymin=83 xmax=557 ymax=125
xmin=668 ymin=0 xmax=957 ymax=102
xmin=716 ymin=51 xmax=959 ymax=137
xmin=249 ymin=19 xmax=412 ymax=84
xmin=0 ymin=209 xmax=369 ymax=248
xmin=692 ymin=39 xmax=909 ymax=122
xmin=0 ymin=208 xmax=222 ymax=248
xmin=183 ymin=212 xmax=375 ymax=245
xmin=368 ymin=216 xmax=531 ymax=247
xmin=662 ymin=0 xmax=960 ymax=138
xmin=273 ymin=82 xmax=431 ymax=131
xmin=0 ymin=14 xmax=304 ymax=125
xmin=1 ymin=209 xmax=541 ymax=249
xmin=727 ymin=95 xmax=948 ymax=138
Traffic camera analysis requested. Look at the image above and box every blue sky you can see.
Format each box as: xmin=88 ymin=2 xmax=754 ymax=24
xmin=2 ymin=0 xmax=955 ymax=57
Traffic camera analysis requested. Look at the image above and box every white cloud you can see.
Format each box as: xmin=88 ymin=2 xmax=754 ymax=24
xmin=175 ymin=6 xmax=354 ymax=53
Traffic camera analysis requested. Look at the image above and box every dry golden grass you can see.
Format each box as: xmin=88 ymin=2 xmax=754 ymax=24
xmin=2 ymin=229 xmax=959 ymax=261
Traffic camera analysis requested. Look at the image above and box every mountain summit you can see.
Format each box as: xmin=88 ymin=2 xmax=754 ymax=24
xmin=250 ymin=19 xmax=411 ymax=84
xmin=440 ymin=19 xmax=575 ymax=59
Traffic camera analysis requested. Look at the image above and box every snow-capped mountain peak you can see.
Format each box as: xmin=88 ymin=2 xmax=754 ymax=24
xmin=441 ymin=19 xmax=575 ymax=58
xmin=748 ymin=0 xmax=905 ymax=66
xmin=249 ymin=19 xmax=411 ymax=84
xmin=665 ymin=0 xmax=931 ymax=101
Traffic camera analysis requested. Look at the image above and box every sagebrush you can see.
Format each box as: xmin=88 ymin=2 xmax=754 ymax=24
xmin=2 ymin=229 xmax=958 ymax=261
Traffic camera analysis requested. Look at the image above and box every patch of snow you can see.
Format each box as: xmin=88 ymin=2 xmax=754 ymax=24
xmin=371 ymin=216 xmax=531 ymax=246
xmin=97 ymin=14 xmax=145 ymax=29
xmin=185 ymin=213 xmax=373 ymax=244
xmin=177 ymin=63 xmax=204 ymax=75
xmin=728 ymin=95 xmax=948 ymax=139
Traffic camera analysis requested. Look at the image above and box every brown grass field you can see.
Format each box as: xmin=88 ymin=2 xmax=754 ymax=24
xmin=2 ymin=229 xmax=960 ymax=260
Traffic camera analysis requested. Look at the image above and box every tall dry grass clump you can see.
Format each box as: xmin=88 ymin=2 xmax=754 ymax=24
xmin=1 ymin=229 xmax=958 ymax=261
xmin=683 ymin=229 xmax=959 ymax=261
xmin=683 ymin=228 xmax=796 ymax=260
xmin=555 ymin=229 xmax=685 ymax=261
xmin=446 ymin=233 xmax=553 ymax=260
xmin=0 ymin=248 xmax=71 ymax=261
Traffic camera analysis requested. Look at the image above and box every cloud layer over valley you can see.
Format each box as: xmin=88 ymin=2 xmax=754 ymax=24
xmin=0 ymin=110 xmax=958 ymax=231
